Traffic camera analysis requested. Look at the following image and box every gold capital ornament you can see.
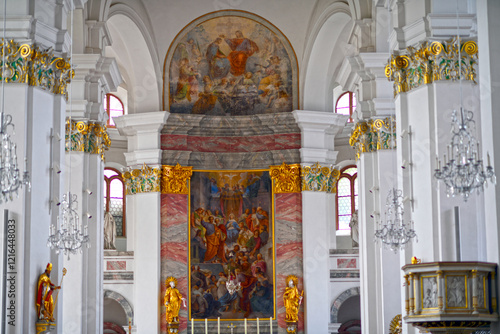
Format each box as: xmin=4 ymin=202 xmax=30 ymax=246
xmin=270 ymin=162 xmax=301 ymax=193
xmin=349 ymin=117 xmax=396 ymax=160
xmin=66 ymin=120 xmax=111 ymax=160
xmin=161 ymin=164 xmax=193 ymax=194
xmin=301 ymin=162 xmax=340 ymax=193
xmin=123 ymin=163 xmax=162 ymax=195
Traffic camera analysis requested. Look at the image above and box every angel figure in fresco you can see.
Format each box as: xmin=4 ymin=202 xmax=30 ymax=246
xmin=283 ymin=275 xmax=303 ymax=323
xmin=164 ymin=277 xmax=186 ymax=324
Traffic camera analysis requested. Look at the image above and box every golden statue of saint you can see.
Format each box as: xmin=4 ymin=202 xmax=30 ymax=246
xmin=283 ymin=275 xmax=303 ymax=323
xmin=36 ymin=263 xmax=61 ymax=322
xmin=164 ymin=277 xmax=186 ymax=324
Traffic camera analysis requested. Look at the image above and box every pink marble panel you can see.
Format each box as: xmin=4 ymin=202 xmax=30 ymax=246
xmin=161 ymin=133 xmax=300 ymax=153
xmin=275 ymin=193 xmax=302 ymax=223
xmin=337 ymin=258 xmax=356 ymax=269
xmin=106 ymin=261 xmax=126 ymax=271
xmin=161 ymin=194 xmax=188 ymax=228
xmin=276 ymin=242 xmax=303 ymax=262
xmin=161 ymin=242 xmax=188 ymax=264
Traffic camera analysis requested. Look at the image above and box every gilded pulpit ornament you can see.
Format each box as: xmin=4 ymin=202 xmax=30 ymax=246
xmin=270 ymin=162 xmax=301 ymax=193
xmin=66 ymin=120 xmax=111 ymax=160
xmin=0 ymin=39 xmax=73 ymax=99
xmin=161 ymin=163 xmax=193 ymax=194
xmin=389 ymin=314 xmax=402 ymax=334
xmin=349 ymin=117 xmax=396 ymax=160
xmin=123 ymin=163 xmax=162 ymax=194
xmin=164 ymin=276 xmax=186 ymax=333
xmin=283 ymin=274 xmax=303 ymax=334
xmin=385 ymin=38 xmax=478 ymax=97
xmin=35 ymin=264 xmax=67 ymax=333
xmin=301 ymin=162 xmax=340 ymax=193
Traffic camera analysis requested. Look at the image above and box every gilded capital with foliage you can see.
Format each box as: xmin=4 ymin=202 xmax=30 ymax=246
xmin=301 ymin=162 xmax=340 ymax=193
xmin=0 ymin=39 xmax=73 ymax=99
xmin=66 ymin=119 xmax=111 ymax=160
xmin=161 ymin=163 xmax=193 ymax=194
xmin=385 ymin=38 xmax=478 ymax=97
xmin=123 ymin=164 xmax=162 ymax=194
xmin=349 ymin=117 xmax=396 ymax=160
xmin=270 ymin=162 xmax=301 ymax=193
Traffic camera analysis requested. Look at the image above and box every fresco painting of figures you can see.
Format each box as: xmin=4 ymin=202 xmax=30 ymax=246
xmin=189 ymin=171 xmax=274 ymax=320
xmin=168 ymin=15 xmax=294 ymax=115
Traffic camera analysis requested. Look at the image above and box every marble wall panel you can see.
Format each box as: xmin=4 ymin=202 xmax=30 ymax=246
xmin=106 ymin=261 xmax=126 ymax=271
xmin=275 ymin=192 xmax=303 ymax=334
xmin=161 ymin=193 xmax=189 ymax=334
xmin=337 ymin=258 xmax=356 ymax=268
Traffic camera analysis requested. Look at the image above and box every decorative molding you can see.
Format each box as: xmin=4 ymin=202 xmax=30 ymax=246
xmin=349 ymin=117 xmax=396 ymax=160
xmin=66 ymin=119 xmax=111 ymax=160
xmin=385 ymin=38 xmax=478 ymax=97
xmin=270 ymin=162 xmax=301 ymax=193
xmin=301 ymin=162 xmax=340 ymax=193
xmin=123 ymin=163 xmax=161 ymax=195
xmin=0 ymin=39 xmax=73 ymax=99
xmin=161 ymin=163 xmax=193 ymax=194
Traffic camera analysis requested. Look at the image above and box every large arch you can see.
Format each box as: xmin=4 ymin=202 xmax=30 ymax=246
xmin=331 ymin=286 xmax=360 ymax=323
xmin=106 ymin=3 xmax=162 ymax=113
xmin=103 ymin=289 xmax=134 ymax=324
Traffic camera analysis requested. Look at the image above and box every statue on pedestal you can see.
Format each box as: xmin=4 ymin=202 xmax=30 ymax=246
xmin=349 ymin=210 xmax=359 ymax=248
xmin=283 ymin=275 xmax=303 ymax=334
xmin=104 ymin=211 xmax=116 ymax=249
xmin=164 ymin=277 xmax=186 ymax=333
xmin=35 ymin=263 xmax=66 ymax=333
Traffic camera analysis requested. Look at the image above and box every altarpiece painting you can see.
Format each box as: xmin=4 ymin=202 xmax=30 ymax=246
xmin=189 ymin=170 xmax=275 ymax=320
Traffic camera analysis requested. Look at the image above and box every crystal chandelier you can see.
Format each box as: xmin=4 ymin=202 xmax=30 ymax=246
xmin=47 ymin=3 xmax=89 ymax=256
xmin=375 ymin=188 xmax=417 ymax=252
xmin=434 ymin=107 xmax=496 ymax=201
xmin=47 ymin=192 xmax=89 ymax=256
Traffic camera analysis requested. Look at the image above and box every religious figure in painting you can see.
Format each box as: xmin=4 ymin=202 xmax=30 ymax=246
xmin=283 ymin=275 xmax=303 ymax=323
xmin=164 ymin=277 xmax=186 ymax=324
xmin=36 ymin=263 xmax=62 ymax=322
xmin=173 ymin=58 xmax=200 ymax=102
xmin=206 ymin=37 xmax=230 ymax=80
xmin=222 ymin=31 xmax=259 ymax=76
xmin=202 ymin=216 xmax=227 ymax=263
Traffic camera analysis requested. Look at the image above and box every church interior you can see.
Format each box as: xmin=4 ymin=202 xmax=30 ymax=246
xmin=1 ymin=0 xmax=500 ymax=333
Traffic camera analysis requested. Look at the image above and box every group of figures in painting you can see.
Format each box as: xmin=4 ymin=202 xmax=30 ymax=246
xmin=189 ymin=171 xmax=274 ymax=319
xmin=169 ymin=17 xmax=293 ymax=115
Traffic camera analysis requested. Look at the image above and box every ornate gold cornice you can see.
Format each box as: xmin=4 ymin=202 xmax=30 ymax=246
xmin=270 ymin=162 xmax=301 ymax=193
xmin=66 ymin=119 xmax=111 ymax=160
xmin=0 ymin=39 xmax=73 ymax=99
xmin=385 ymin=38 xmax=477 ymax=97
xmin=301 ymin=162 xmax=340 ymax=193
xmin=349 ymin=117 xmax=396 ymax=160
xmin=161 ymin=163 xmax=193 ymax=194
xmin=123 ymin=163 xmax=162 ymax=195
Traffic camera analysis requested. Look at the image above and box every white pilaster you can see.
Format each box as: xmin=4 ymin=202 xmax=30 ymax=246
xmin=293 ymin=110 xmax=346 ymax=334
xmin=114 ymin=111 xmax=168 ymax=333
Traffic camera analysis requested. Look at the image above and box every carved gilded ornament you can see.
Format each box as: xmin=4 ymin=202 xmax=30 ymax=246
xmin=0 ymin=39 xmax=73 ymax=99
xmin=123 ymin=164 xmax=162 ymax=195
xmin=389 ymin=314 xmax=402 ymax=334
xmin=270 ymin=162 xmax=301 ymax=193
xmin=301 ymin=162 xmax=340 ymax=193
xmin=349 ymin=117 xmax=396 ymax=160
xmin=65 ymin=119 xmax=111 ymax=160
xmin=161 ymin=163 xmax=193 ymax=194
xmin=385 ymin=38 xmax=478 ymax=97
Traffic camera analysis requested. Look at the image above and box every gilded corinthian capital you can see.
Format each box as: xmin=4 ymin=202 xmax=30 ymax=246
xmin=161 ymin=164 xmax=193 ymax=194
xmin=270 ymin=162 xmax=301 ymax=193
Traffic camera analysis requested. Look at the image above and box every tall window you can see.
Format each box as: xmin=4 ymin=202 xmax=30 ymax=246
xmin=105 ymin=94 xmax=124 ymax=127
xmin=335 ymin=91 xmax=356 ymax=123
xmin=336 ymin=166 xmax=358 ymax=230
xmin=104 ymin=168 xmax=126 ymax=236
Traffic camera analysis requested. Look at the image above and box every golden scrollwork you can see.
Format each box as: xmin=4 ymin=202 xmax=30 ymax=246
xmin=270 ymin=162 xmax=301 ymax=193
xmin=161 ymin=163 xmax=193 ymax=194
xmin=386 ymin=38 xmax=478 ymax=97
xmin=65 ymin=119 xmax=111 ymax=160
xmin=0 ymin=39 xmax=73 ymax=99
xmin=349 ymin=117 xmax=396 ymax=160
xmin=389 ymin=314 xmax=402 ymax=334
xmin=301 ymin=162 xmax=340 ymax=193
xmin=123 ymin=163 xmax=162 ymax=195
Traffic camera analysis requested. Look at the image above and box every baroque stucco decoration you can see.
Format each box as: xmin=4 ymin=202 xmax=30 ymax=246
xmin=66 ymin=119 xmax=111 ymax=160
xmin=161 ymin=163 xmax=193 ymax=194
xmin=301 ymin=162 xmax=340 ymax=193
xmin=163 ymin=10 xmax=298 ymax=115
xmin=123 ymin=164 xmax=162 ymax=195
xmin=0 ymin=39 xmax=73 ymax=99
xmin=349 ymin=117 xmax=396 ymax=160
xmin=385 ymin=38 xmax=478 ymax=97
xmin=270 ymin=162 xmax=301 ymax=193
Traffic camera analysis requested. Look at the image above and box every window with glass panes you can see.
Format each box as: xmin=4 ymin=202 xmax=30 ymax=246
xmin=105 ymin=94 xmax=124 ymax=127
xmin=336 ymin=166 xmax=358 ymax=230
xmin=335 ymin=91 xmax=356 ymax=123
xmin=104 ymin=168 xmax=126 ymax=236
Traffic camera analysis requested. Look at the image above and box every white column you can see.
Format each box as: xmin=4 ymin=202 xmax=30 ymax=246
xmin=293 ymin=110 xmax=346 ymax=334
xmin=115 ymin=112 xmax=168 ymax=333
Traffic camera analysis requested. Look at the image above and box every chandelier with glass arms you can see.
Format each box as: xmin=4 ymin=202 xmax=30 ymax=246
xmin=375 ymin=188 xmax=417 ymax=252
xmin=434 ymin=107 xmax=496 ymax=201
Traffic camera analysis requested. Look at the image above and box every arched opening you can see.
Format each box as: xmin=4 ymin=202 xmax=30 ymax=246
xmin=103 ymin=290 xmax=134 ymax=332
